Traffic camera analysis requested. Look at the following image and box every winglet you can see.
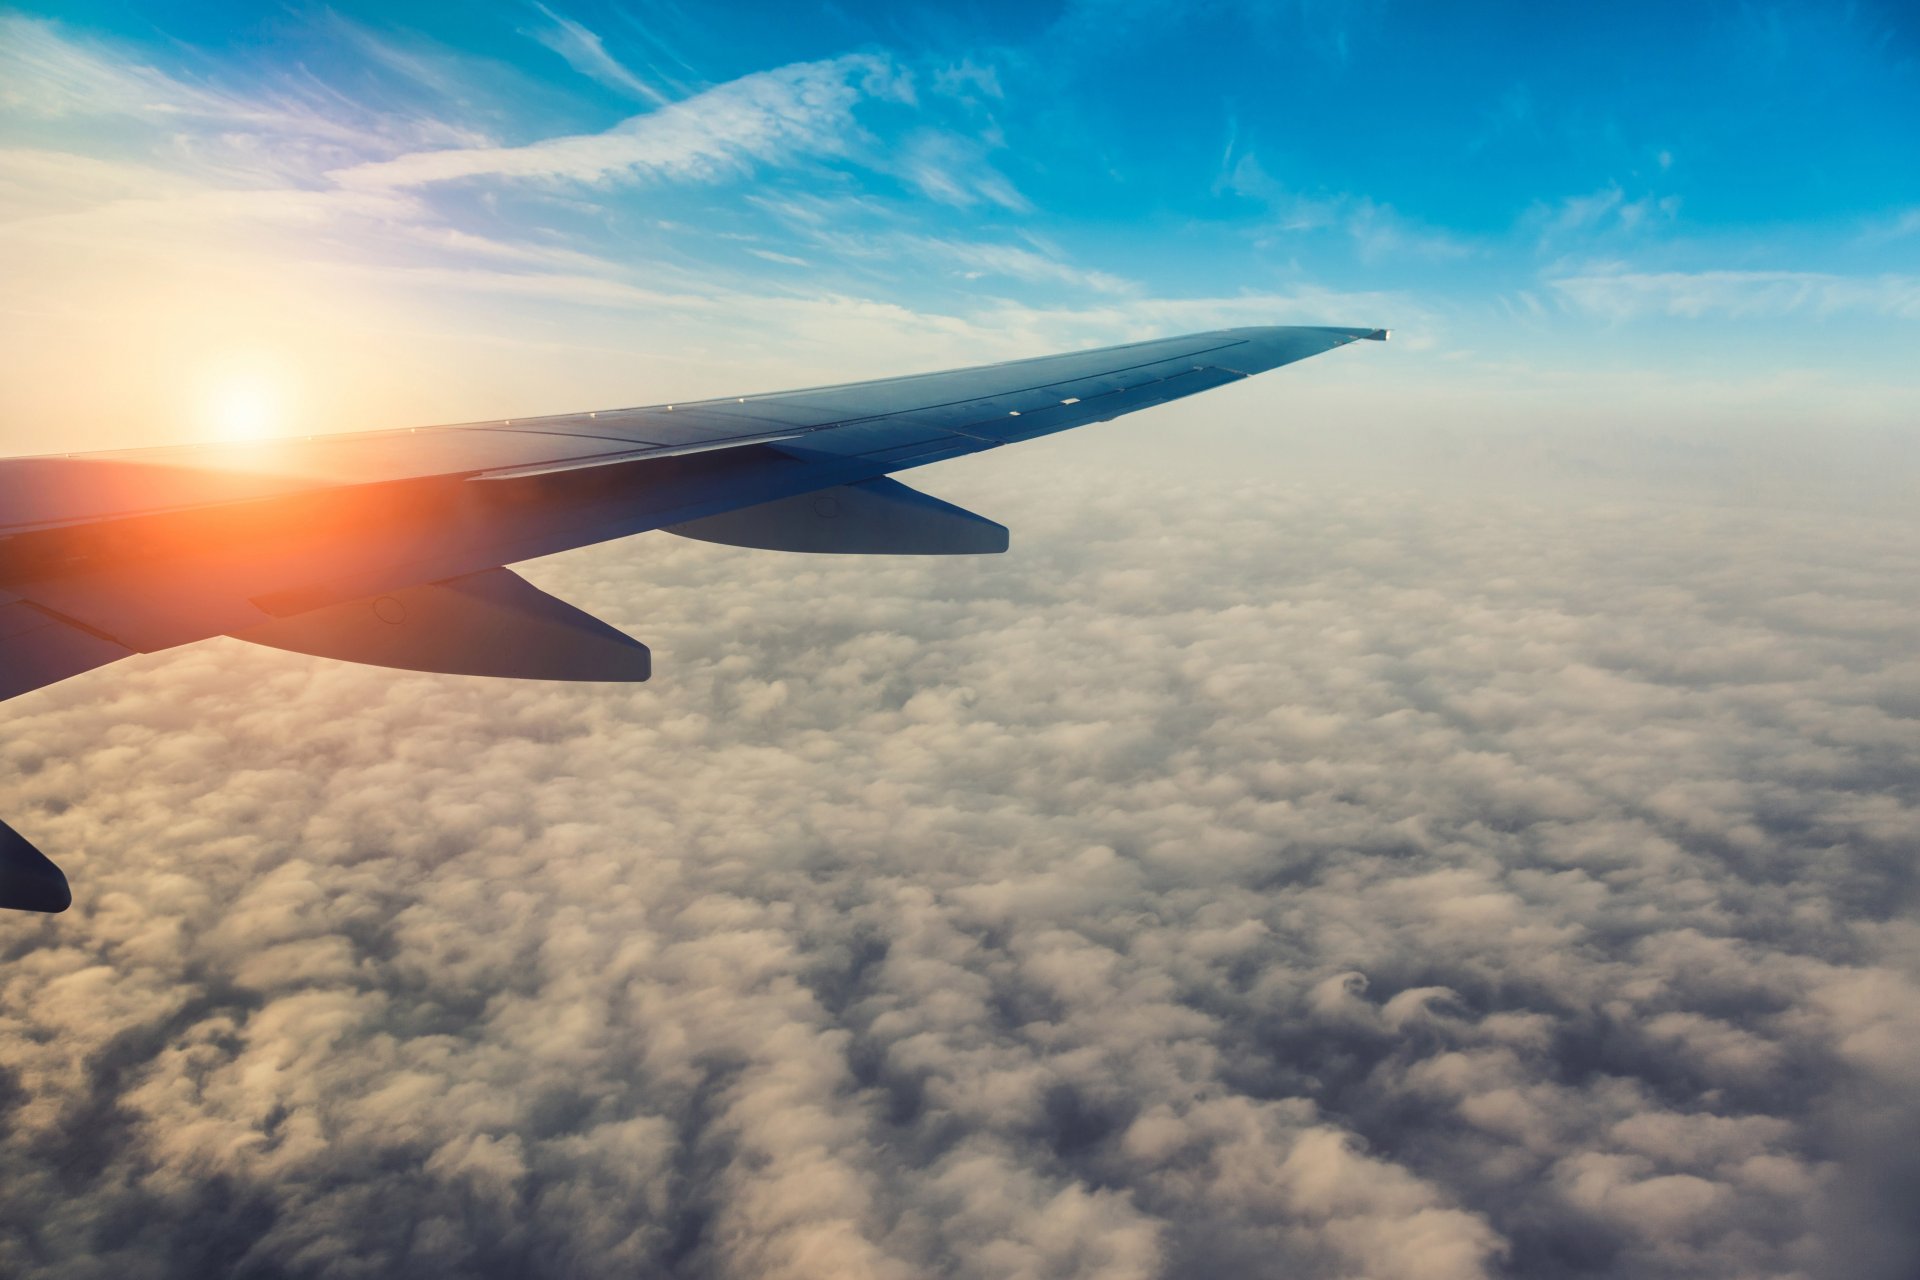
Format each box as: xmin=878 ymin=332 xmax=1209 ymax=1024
xmin=1364 ymin=328 xmax=1390 ymax=341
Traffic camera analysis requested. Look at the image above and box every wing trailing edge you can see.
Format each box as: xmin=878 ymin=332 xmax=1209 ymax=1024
xmin=665 ymin=476 xmax=1009 ymax=555
xmin=229 ymin=567 xmax=650 ymax=681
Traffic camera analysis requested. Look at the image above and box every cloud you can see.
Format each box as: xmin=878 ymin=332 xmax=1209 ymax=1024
xmin=917 ymin=238 xmax=1135 ymax=293
xmin=1858 ymin=207 xmax=1920 ymax=245
xmin=1224 ymin=153 xmax=1472 ymax=263
xmin=932 ymin=60 xmax=1005 ymax=102
xmin=1549 ymin=267 xmax=1920 ymax=320
xmin=746 ymin=247 xmax=811 ymax=267
xmin=744 ymin=216 xmax=1138 ymax=296
xmin=0 ymin=148 xmax=201 ymax=221
xmin=0 ymin=14 xmax=483 ymax=156
xmin=894 ymin=131 xmax=1032 ymax=213
xmin=0 ymin=12 xmax=258 ymax=122
xmin=525 ymin=4 xmax=668 ymax=103
xmin=335 ymin=53 xmax=903 ymax=189
xmin=1527 ymin=184 xmax=1681 ymax=244
xmin=0 ymin=163 xmax=426 ymax=242
xmin=3 ymin=461 xmax=1917 ymax=1279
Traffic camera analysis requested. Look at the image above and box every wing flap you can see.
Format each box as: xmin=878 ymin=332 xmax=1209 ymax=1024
xmin=229 ymin=567 xmax=650 ymax=681
xmin=666 ymin=477 xmax=1009 ymax=555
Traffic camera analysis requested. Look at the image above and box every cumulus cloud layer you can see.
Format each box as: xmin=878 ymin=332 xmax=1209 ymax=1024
xmin=3 ymin=463 xmax=1918 ymax=1280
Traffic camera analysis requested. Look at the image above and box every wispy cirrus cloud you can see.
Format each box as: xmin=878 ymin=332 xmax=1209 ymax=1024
xmin=1526 ymin=184 xmax=1681 ymax=246
xmin=931 ymin=58 xmax=1005 ymax=102
xmin=525 ymin=3 xmax=667 ymax=103
xmin=335 ymin=53 xmax=905 ymax=189
xmin=0 ymin=13 xmax=484 ymax=156
xmin=1859 ymin=207 xmax=1920 ymax=245
xmin=0 ymin=148 xmax=200 ymax=222
xmin=749 ymin=216 xmax=1138 ymax=296
xmin=1224 ymin=152 xmax=1472 ymax=263
xmin=0 ymin=12 xmax=253 ymax=122
xmin=731 ymin=184 xmax=1136 ymax=298
xmin=913 ymin=236 xmax=1135 ymax=293
xmin=1551 ymin=266 xmax=1920 ymax=320
xmin=894 ymin=129 xmax=1031 ymax=212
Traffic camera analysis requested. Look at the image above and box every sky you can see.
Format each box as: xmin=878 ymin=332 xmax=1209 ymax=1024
xmin=1 ymin=1 xmax=1917 ymax=457
xmin=3 ymin=4 xmax=1920 ymax=1280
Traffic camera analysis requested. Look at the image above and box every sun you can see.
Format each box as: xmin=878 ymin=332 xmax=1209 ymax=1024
xmin=207 ymin=371 xmax=282 ymax=442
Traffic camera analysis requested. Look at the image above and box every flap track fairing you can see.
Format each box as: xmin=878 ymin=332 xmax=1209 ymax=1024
xmin=664 ymin=476 xmax=1008 ymax=555
xmin=229 ymin=567 xmax=650 ymax=682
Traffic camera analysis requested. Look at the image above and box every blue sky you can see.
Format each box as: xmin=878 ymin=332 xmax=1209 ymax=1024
xmin=1 ymin=1 xmax=1915 ymax=453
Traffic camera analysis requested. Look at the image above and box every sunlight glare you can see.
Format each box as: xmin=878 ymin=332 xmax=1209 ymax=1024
xmin=208 ymin=372 xmax=280 ymax=442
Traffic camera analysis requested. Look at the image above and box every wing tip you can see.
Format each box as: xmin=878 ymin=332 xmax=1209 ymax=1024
xmin=1229 ymin=324 xmax=1389 ymax=344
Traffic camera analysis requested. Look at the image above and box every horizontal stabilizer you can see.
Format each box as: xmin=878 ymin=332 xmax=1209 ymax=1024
xmin=665 ymin=477 xmax=1008 ymax=555
xmin=1 ymin=819 xmax=70 ymax=914
xmin=230 ymin=567 xmax=649 ymax=681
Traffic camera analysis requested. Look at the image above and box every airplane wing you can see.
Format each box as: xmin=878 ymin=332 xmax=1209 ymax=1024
xmin=1 ymin=323 xmax=1383 ymax=908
